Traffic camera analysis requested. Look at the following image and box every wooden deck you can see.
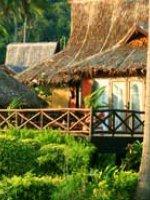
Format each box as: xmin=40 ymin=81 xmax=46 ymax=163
xmin=0 ymin=108 xmax=144 ymax=152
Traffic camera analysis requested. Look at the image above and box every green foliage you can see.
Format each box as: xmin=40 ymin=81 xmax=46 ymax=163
xmin=37 ymin=143 xmax=66 ymax=175
xmin=112 ymin=171 xmax=138 ymax=200
xmin=0 ymin=1 xmax=70 ymax=63
xmin=35 ymin=132 xmax=95 ymax=175
xmin=0 ymin=173 xmax=58 ymax=200
xmin=0 ymin=129 xmax=139 ymax=200
xmin=91 ymin=152 xmax=116 ymax=169
xmin=60 ymin=36 xmax=67 ymax=49
xmin=0 ymin=38 xmax=7 ymax=64
xmin=34 ymin=84 xmax=52 ymax=97
xmin=0 ymin=129 xmax=94 ymax=176
xmin=121 ymin=141 xmax=142 ymax=171
xmin=7 ymin=97 xmax=23 ymax=109
xmin=27 ymin=1 xmax=70 ymax=43
xmin=84 ymin=86 xmax=106 ymax=108
xmin=0 ymin=136 xmax=38 ymax=177
xmin=91 ymin=167 xmax=138 ymax=200
xmin=34 ymin=73 xmax=52 ymax=97
xmin=52 ymin=168 xmax=138 ymax=200
xmin=52 ymin=174 xmax=93 ymax=200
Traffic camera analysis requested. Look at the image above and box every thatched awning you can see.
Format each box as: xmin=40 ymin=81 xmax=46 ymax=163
xmin=17 ymin=0 xmax=148 ymax=84
xmin=0 ymin=68 xmax=47 ymax=108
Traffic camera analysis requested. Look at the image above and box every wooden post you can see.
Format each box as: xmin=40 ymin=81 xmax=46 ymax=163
xmin=40 ymin=110 xmax=43 ymax=129
xmin=112 ymin=110 xmax=115 ymax=135
xmin=89 ymin=107 xmax=93 ymax=141
xmin=67 ymin=109 xmax=70 ymax=132
xmin=15 ymin=110 xmax=18 ymax=128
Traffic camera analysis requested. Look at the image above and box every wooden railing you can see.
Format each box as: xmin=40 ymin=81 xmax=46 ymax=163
xmin=0 ymin=108 xmax=144 ymax=137
xmin=0 ymin=108 xmax=92 ymax=135
xmin=92 ymin=109 xmax=144 ymax=136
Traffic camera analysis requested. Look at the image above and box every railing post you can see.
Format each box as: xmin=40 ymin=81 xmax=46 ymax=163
xmin=112 ymin=110 xmax=115 ymax=135
xmin=40 ymin=110 xmax=43 ymax=129
xmin=89 ymin=107 xmax=93 ymax=140
xmin=67 ymin=109 xmax=70 ymax=132
xmin=132 ymin=111 xmax=134 ymax=136
xmin=15 ymin=110 xmax=18 ymax=128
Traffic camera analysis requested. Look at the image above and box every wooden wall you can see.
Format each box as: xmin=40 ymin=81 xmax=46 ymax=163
xmin=81 ymin=79 xmax=93 ymax=107
xmin=51 ymin=88 xmax=70 ymax=108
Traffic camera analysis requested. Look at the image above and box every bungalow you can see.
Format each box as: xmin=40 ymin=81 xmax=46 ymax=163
xmin=55 ymin=24 xmax=147 ymax=113
xmin=17 ymin=0 xmax=148 ymax=111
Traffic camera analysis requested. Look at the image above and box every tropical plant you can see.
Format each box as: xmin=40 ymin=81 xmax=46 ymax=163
xmin=7 ymin=97 xmax=23 ymax=109
xmin=121 ymin=141 xmax=142 ymax=171
xmin=0 ymin=128 xmax=139 ymax=200
xmin=91 ymin=167 xmax=138 ymax=200
xmin=84 ymin=86 xmax=106 ymax=109
xmin=0 ymin=128 xmax=95 ymax=176
xmin=0 ymin=173 xmax=58 ymax=200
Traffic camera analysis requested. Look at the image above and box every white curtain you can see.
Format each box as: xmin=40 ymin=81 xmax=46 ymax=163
xmin=93 ymin=79 xmax=109 ymax=131
xmin=130 ymin=81 xmax=143 ymax=132
xmin=112 ymin=82 xmax=126 ymax=131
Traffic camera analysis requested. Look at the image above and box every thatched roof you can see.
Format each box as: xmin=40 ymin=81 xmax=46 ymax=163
xmin=5 ymin=42 xmax=58 ymax=74
xmin=49 ymin=24 xmax=148 ymax=84
xmin=0 ymin=68 xmax=47 ymax=108
xmin=52 ymin=46 xmax=147 ymax=84
xmin=17 ymin=0 xmax=148 ymax=84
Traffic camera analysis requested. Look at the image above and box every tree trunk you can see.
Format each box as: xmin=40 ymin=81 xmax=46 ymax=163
xmin=14 ymin=17 xmax=18 ymax=42
xmin=135 ymin=1 xmax=150 ymax=199
xmin=23 ymin=16 xmax=27 ymax=43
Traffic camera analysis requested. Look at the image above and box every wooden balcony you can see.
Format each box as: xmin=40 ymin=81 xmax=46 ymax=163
xmin=91 ymin=108 xmax=144 ymax=152
xmin=92 ymin=108 xmax=144 ymax=136
xmin=0 ymin=108 xmax=144 ymax=135
xmin=0 ymin=108 xmax=144 ymax=152
xmin=0 ymin=108 xmax=92 ymax=136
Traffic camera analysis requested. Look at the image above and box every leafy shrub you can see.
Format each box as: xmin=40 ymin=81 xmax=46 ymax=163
xmin=51 ymin=168 xmax=138 ymax=200
xmin=121 ymin=141 xmax=142 ymax=171
xmin=0 ymin=129 xmax=138 ymax=200
xmin=6 ymin=128 xmax=38 ymax=140
xmin=0 ymin=129 xmax=95 ymax=176
xmin=91 ymin=166 xmax=138 ymax=200
xmin=52 ymin=174 xmax=93 ymax=200
xmin=112 ymin=170 xmax=138 ymax=200
xmin=0 ymin=173 xmax=59 ymax=200
xmin=37 ymin=140 xmax=95 ymax=175
xmin=37 ymin=143 xmax=66 ymax=175
xmin=0 ymin=137 xmax=39 ymax=177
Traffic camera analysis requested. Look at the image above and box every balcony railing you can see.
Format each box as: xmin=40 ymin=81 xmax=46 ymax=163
xmin=92 ymin=108 xmax=144 ymax=136
xmin=0 ymin=108 xmax=92 ymax=135
xmin=0 ymin=108 xmax=144 ymax=137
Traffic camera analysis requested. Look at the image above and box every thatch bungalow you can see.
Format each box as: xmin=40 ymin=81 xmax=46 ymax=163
xmin=17 ymin=0 xmax=148 ymax=110
xmin=0 ymin=66 xmax=47 ymax=108
xmin=5 ymin=42 xmax=58 ymax=74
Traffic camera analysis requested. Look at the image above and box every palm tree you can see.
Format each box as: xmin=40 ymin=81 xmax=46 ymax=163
xmin=135 ymin=1 xmax=150 ymax=199
xmin=0 ymin=0 xmax=18 ymax=41
xmin=18 ymin=0 xmax=46 ymax=42
xmin=0 ymin=0 xmax=47 ymax=42
xmin=15 ymin=0 xmax=48 ymax=42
